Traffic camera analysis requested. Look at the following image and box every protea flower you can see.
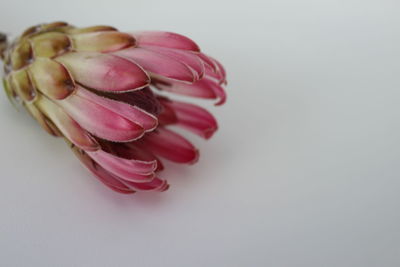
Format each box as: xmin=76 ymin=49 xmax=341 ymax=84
xmin=0 ymin=22 xmax=226 ymax=194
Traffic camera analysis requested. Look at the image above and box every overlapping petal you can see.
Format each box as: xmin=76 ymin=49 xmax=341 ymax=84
xmin=56 ymin=86 xmax=146 ymax=142
xmin=153 ymin=76 xmax=226 ymax=105
xmin=158 ymin=98 xmax=218 ymax=139
xmin=132 ymin=31 xmax=200 ymax=51
xmin=1 ymin=22 xmax=227 ymax=194
xmin=36 ymin=95 xmax=100 ymax=151
xmin=114 ymin=47 xmax=195 ymax=83
xmin=140 ymin=127 xmax=199 ymax=164
xmin=56 ymin=52 xmax=150 ymax=92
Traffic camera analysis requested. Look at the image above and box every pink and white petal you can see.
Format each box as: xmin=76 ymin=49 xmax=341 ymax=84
xmin=56 ymin=52 xmax=150 ymax=92
xmin=88 ymin=149 xmax=157 ymax=175
xmin=205 ymin=76 xmax=227 ymax=105
xmin=114 ymin=47 xmax=195 ymax=83
xmin=126 ymin=142 xmax=165 ymax=172
xmin=154 ymin=157 xmax=165 ymax=172
xmin=87 ymin=163 xmax=136 ymax=194
xmin=143 ymin=46 xmax=205 ymax=79
xmin=141 ymin=127 xmax=199 ymax=164
xmin=210 ymin=56 xmax=227 ymax=82
xmin=160 ymin=99 xmax=218 ymax=139
xmin=87 ymin=150 xmax=156 ymax=182
xmin=198 ymin=53 xmax=226 ymax=84
xmin=74 ymin=88 xmax=158 ymax=131
xmin=71 ymin=146 xmax=135 ymax=194
xmin=132 ymin=31 xmax=200 ymax=51
xmin=153 ymin=76 xmax=226 ymax=105
xmin=36 ymin=96 xmax=99 ymax=151
xmin=198 ymin=53 xmax=218 ymax=72
xmin=56 ymin=87 xmax=145 ymax=142
xmin=120 ymin=177 xmax=168 ymax=192
xmin=93 ymin=170 xmax=136 ymax=194
xmin=204 ymin=65 xmax=225 ymax=84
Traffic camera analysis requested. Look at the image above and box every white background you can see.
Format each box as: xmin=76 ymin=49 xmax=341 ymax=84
xmin=1 ymin=0 xmax=400 ymax=266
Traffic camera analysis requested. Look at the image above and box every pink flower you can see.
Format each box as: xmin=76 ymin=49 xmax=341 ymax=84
xmin=1 ymin=22 xmax=227 ymax=194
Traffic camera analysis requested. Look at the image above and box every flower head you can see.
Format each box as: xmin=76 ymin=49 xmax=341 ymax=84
xmin=1 ymin=22 xmax=227 ymax=194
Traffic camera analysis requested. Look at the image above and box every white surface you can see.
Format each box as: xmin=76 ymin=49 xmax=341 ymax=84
xmin=1 ymin=0 xmax=400 ymax=266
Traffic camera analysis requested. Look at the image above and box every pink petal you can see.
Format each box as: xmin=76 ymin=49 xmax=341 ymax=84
xmin=198 ymin=53 xmax=226 ymax=84
xmin=88 ymin=148 xmax=157 ymax=175
xmin=120 ymin=177 xmax=168 ymax=192
xmin=143 ymin=46 xmax=205 ymax=79
xmin=74 ymin=88 xmax=158 ymax=131
xmin=36 ymin=96 xmax=99 ymax=151
xmin=156 ymin=98 xmax=178 ymax=125
xmin=132 ymin=31 xmax=200 ymax=51
xmin=94 ymin=140 xmax=165 ymax=172
xmin=204 ymin=64 xmax=225 ymax=85
xmin=141 ymin=127 xmax=199 ymax=164
xmin=114 ymin=47 xmax=195 ymax=83
xmin=210 ymin=56 xmax=227 ymax=82
xmin=153 ymin=76 xmax=226 ymax=105
xmin=56 ymin=52 xmax=150 ymax=92
xmin=198 ymin=53 xmax=218 ymax=72
xmin=159 ymin=99 xmax=218 ymax=139
xmin=57 ymin=86 xmax=145 ymax=142
xmin=87 ymin=150 xmax=156 ymax=182
xmin=123 ymin=142 xmax=165 ymax=172
xmin=91 ymin=167 xmax=136 ymax=194
xmin=71 ymin=147 xmax=135 ymax=194
xmin=205 ymin=76 xmax=227 ymax=106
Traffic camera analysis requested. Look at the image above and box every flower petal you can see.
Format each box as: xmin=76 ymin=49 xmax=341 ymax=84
xmin=152 ymin=76 xmax=226 ymax=105
xmin=71 ymin=146 xmax=135 ymax=194
xmin=36 ymin=96 xmax=99 ymax=151
xmin=157 ymin=98 xmax=178 ymax=125
xmin=71 ymin=31 xmax=135 ymax=52
xmin=74 ymin=88 xmax=158 ymax=131
xmin=199 ymin=53 xmax=227 ymax=84
xmin=65 ymin=25 xmax=117 ymax=34
xmin=87 ymin=149 xmax=156 ymax=182
xmin=3 ymin=77 xmax=20 ymax=107
xmin=114 ymin=47 xmax=195 ymax=83
xmin=30 ymin=32 xmax=71 ymax=58
xmin=124 ymin=142 xmax=165 ymax=172
xmin=24 ymin=103 xmax=62 ymax=136
xmin=10 ymin=39 xmax=32 ymax=70
xmin=140 ymin=127 xmax=198 ymax=164
xmin=105 ymin=87 xmax=162 ymax=116
xmin=159 ymin=98 xmax=218 ymax=139
xmin=210 ymin=56 xmax=227 ymax=82
xmin=28 ymin=58 xmax=75 ymax=100
xmin=56 ymin=86 xmax=145 ymax=142
xmin=9 ymin=69 xmax=37 ymax=102
xmin=56 ymin=52 xmax=150 ymax=92
xmin=143 ymin=46 xmax=205 ymax=79
xmin=133 ymin=31 xmax=200 ymax=51
xmin=120 ymin=177 xmax=168 ymax=192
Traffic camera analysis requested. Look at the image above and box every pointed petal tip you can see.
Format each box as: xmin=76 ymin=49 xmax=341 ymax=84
xmin=188 ymin=149 xmax=200 ymax=165
xmin=56 ymin=52 xmax=150 ymax=93
xmin=160 ymin=183 xmax=170 ymax=192
xmin=202 ymin=126 xmax=218 ymax=139
xmin=214 ymin=95 xmax=227 ymax=106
